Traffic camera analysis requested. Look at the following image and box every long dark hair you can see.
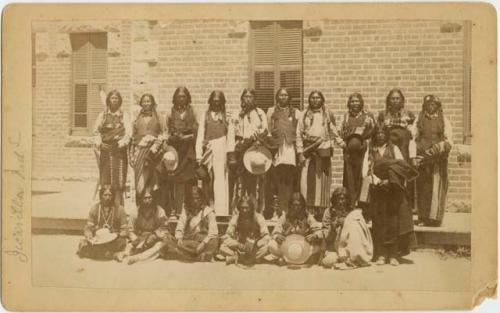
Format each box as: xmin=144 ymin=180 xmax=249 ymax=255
xmin=303 ymin=90 xmax=330 ymax=128
xmin=417 ymin=94 xmax=445 ymax=136
xmin=275 ymin=87 xmax=291 ymax=105
xmin=184 ymin=186 xmax=208 ymax=213
xmin=287 ymin=192 xmax=307 ymax=222
xmin=99 ymin=185 xmax=114 ymax=202
xmin=139 ymin=93 xmax=158 ymax=111
xmin=347 ymin=92 xmax=364 ymax=112
xmin=236 ymin=195 xmax=258 ymax=240
xmin=207 ymin=90 xmax=227 ymax=113
xmin=105 ymin=90 xmax=123 ymax=110
xmin=330 ymin=187 xmax=351 ymax=211
xmin=172 ymin=86 xmax=192 ymax=106
xmin=137 ymin=187 xmax=157 ymax=215
xmin=385 ymin=88 xmax=405 ymax=112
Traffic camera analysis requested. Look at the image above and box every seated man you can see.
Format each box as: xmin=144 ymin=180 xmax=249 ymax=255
xmin=77 ymin=185 xmax=129 ymax=261
xmin=161 ymin=186 xmax=219 ymax=262
xmin=321 ymin=187 xmax=373 ymax=269
xmin=219 ymin=195 xmax=270 ymax=266
xmin=268 ymin=192 xmax=324 ymax=265
xmin=125 ymin=188 xmax=171 ymax=265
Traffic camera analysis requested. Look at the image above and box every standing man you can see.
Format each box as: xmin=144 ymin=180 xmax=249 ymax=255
xmin=196 ymin=90 xmax=231 ymax=216
xmin=377 ymin=88 xmax=417 ymax=212
xmin=266 ymin=87 xmax=301 ymax=218
xmin=130 ymin=93 xmax=164 ymax=206
xmin=232 ymin=88 xmax=269 ymax=212
xmin=93 ymin=89 xmax=132 ymax=207
xmin=296 ymin=90 xmax=345 ymax=218
xmin=414 ymin=95 xmax=453 ymax=226
xmin=161 ymin=87 xmax=198 ymax=216
xmin=339 ymin=93 xmax=376 ymax=205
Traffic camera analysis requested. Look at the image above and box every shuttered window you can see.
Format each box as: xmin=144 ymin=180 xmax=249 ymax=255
xmin=70 ymin=32 xmax=107 ymax=134
xmin=250 ymin=21 xmax=303 ymax=110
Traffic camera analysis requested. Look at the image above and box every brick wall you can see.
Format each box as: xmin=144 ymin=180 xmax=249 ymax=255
xmin=33 ymin=21 xmax=132 ymax=181
xmin=302 ymin=20 xmax=471 ymax=208
xmin=32 ymin=19 xmax=471 ymax=208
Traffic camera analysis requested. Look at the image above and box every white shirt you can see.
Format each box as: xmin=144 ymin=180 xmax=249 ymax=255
xmin=235 ymin=108 xmax=268 ymax=139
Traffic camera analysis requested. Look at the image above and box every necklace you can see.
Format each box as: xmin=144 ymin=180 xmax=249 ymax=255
xmin=100 ymin=206 xmax=114 ymax=229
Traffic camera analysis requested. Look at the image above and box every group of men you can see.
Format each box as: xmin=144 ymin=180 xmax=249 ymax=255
xmin=77 ymin=86 xmax=453 ymax=268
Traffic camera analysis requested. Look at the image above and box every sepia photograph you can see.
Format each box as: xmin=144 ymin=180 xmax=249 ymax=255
xmin=2 ymin=2 xmax=497 ymax=311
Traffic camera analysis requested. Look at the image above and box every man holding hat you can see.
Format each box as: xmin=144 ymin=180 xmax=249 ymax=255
xmin=233 ymin=88 xmax=270 ymax=212
xmin=77 ymin=185 xmax=129 ymax=261
xmin=159 ymin=87 xmax=198 ymax=217
xmin=268 ymin=192 xmax=324 ymax=265
xmin=339 ymin=93 xmax=376 ymax=205
xmin=414 ymin=95 xmax=453 ymax=227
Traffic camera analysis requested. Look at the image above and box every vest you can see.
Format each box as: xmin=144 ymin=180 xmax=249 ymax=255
xmin=343 ymin=113 xmax=368 ymax=137
xmin=370 ymin=143 xmax=396 ymax=164
xmin=271 ymin=106 xmax=297 ymax=144
xmin=100 ymin=112 xmax=125 ymax=143
xmin=168 ymin=105 xmax=197 ymax=135
xmin=168 ymin=105 xmax=197 ymax=159
xmin=134 ymin=113 xmax=162 ymax=145
xmin=416 ymin=113 xmax=445 ymax=151
xmin=204 ymin=111 xmax=227 ymax=141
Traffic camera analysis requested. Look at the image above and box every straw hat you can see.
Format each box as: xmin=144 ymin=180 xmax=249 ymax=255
xmin=91 ymin=228 xmax=118 ymax=245
xmin=162 ymin=146 xmax=179 ymax=172
xmin=243 ymin=145 xmax=272 ymax=175
xmin=280 ymin=234 xmax=313 ymax=265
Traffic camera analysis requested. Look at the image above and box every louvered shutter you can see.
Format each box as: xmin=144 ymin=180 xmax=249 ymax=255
xmin=71 ymin=33 xmax=91 ymax=129
xmin=251 ymin=21 xmax=275 ymax=110
xmin=250 ymin=21 xmax=303 ymax=110
xmin=278 ymin=21 xmax=302 ymax=109
xmin=88 ymin=33 xmax=107 ymax=130
xmin=70 ymin=33 xmax=107 ymax=133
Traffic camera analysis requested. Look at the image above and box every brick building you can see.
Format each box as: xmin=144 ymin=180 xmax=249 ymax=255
xmin=32 ymin=19 xmax=472 ymax=209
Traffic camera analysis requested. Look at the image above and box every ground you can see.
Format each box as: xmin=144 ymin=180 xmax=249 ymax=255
xmin=33 ymin=235 xmax=471 ymax=291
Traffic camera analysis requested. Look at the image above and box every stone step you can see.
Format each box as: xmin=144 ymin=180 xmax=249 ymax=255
xmin=31 ymin=181 xmax=470 ymax=247
xmin=32 ymin=213 xmax=470 ymax=247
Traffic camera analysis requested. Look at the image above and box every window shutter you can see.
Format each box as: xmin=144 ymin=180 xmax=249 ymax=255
xmin=71 ymin=33 xmax=90 ymax=129
xmin=251 ymin=21 xmax=275 ymax=110
xmin=74 ymin=84 xmax=88 ymax=127
xmin=70 ymin=33 xmax=107 ymax=133
xmin=278 ymin=21 xmax=303 ymax=108
xmin=88 ymin=33 xmax=107 ymax=130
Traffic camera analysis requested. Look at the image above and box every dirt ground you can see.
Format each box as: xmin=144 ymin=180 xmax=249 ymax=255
xmin=32 ymin=235 xmax=471 ymax=292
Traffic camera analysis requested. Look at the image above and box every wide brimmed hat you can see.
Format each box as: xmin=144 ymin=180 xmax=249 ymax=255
xmin=280 ymin=234 xmax=313 ymax=265
xmin=162 ymin=146 xmax=179 ymax=172
xmin=345 ymin=133 xmax=364 ymax=152
xmin=243 ymin=145 xmax=272 ymax=175
xmin=92 ymin=228 xmax=118 ymax=245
